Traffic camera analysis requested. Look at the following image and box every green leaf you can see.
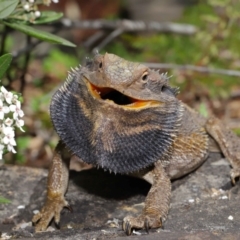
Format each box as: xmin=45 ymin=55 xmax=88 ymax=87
xmin=4 ymin=22 xmax=76 ymax=47
xmin=0 ymin=0 xmax=19 ymax=19
xmin=0 ymin=53 xmax=12 ymax=79
xmin=33 ymin=11 xmax=63 ymax=24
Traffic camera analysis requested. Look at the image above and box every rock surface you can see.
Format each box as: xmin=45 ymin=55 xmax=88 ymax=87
xmin=1 ymin=153 xmax=240 ymax=239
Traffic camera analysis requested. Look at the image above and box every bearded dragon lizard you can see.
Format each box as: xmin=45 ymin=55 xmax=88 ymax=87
xmin=32 ymin=53 xmax=240 ymax=235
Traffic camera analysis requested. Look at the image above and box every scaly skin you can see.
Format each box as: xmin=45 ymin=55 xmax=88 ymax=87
xmin=123 ymin=161 xmax=171 ymax=235
xmin=32 ymin=141 xmax=71 ymax=231
xmin=32 ymin=53 xmax=240 ymax=235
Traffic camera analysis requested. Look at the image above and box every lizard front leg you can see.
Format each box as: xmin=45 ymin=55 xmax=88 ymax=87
xmin=123 ymin=161 xmax=171 ymax=235
xmin=32 ymin=140 xmax=71 ymax=231
xmin=205 ymin=117 xmax=240 ymax=184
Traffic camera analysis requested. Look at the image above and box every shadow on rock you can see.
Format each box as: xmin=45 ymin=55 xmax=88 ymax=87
xmin=70 ymin=168 xmax=150 ymax=199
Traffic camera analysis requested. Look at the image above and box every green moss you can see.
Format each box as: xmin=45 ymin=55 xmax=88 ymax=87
xmin=0 ymin=196 xmax=11 ymax=204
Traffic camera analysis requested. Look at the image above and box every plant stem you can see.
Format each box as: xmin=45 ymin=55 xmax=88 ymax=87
xmin=19 ymin=35 xmax=31 ymax=93
xmin=0 ymin=25 xmax=8 ymax=56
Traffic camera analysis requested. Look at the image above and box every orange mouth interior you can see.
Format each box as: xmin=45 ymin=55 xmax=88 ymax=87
xmin=86 ymin=81 xmax=159 ymax=109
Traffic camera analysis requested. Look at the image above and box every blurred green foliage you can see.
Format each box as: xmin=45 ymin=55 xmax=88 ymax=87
xmin=198 ymin=103 xmax=209 ymax=118
xmin=105 ymin=0 xmax=240 ymax=98
xmin=43 ymin=49 xmax=79 ymax=79
xmin=0 ymin=53 xmax=12 ymax=79
xmin=0 ymin=0 xmax=75 ymax=47
xmin=16 ymin=136 xmax=30 ymax=164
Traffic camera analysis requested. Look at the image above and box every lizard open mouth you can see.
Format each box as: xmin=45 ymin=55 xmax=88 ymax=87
xmin=86 ymin=81 xmax=158 ymax=109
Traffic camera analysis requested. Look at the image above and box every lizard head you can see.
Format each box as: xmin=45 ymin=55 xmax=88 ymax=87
xmin=50 ymin=53 xmax=183 ymax=174
xmin=82 ymin=53 xmax=179 ymax=110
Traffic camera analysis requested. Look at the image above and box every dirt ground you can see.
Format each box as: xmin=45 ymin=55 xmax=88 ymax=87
xmin=1 ymin=152 xmax=240 ymax=239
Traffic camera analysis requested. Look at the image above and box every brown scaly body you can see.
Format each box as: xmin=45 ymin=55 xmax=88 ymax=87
xmin=32 ymin=53 xmax=240 ymax=235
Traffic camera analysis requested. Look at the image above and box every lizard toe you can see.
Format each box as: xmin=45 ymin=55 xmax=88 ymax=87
xmin=123 ymin=214 xmax=163 ymax=235
xmin=230 ymin=169 xmax=240 ymax=185
xmin=122 ymin=218 xmax=133 ymax=236
xmin=144 ymin=217 xmax=150 ymax=233
xmin=32 ymin=212 xmax=42 ymax=224
xmin=33 ymin=197 xmax=69 ymax=232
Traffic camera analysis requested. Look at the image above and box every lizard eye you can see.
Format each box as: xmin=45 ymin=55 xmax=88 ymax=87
xmin=141 ymin=72 xmax=148 ymax=82
xmin=99 ymin=62 xmax=103 ymax=69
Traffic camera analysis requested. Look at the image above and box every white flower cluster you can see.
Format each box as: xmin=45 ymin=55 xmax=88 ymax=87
xmin=21 ymin=0 xmax=59 ymax=19
xmin=0 ymin=86 xmax=24 ymax=160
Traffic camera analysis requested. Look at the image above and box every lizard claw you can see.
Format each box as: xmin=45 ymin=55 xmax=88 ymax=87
xmin=65 ymin=204 xmax=73 ymax=212
xmin=230 ymin=169 xmax=240 ymax=185
xmin=122 ymin=218 xmax=132 ymax=236
xmin=144 ymin=218 xmax=149 ymax=234
xmin=122 ymin=215 xmax=162 ymax=235
xmin=32 ymin=196 xmax=69 ymax=232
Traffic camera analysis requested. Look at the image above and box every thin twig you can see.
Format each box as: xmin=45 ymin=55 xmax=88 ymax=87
xmin=58 ymin=19 xmax=197 ymax=35
xmin=83 ymin=31 xmax=105 ymax=48
xmin=19 ymin=35 xmax=31 ymax=93
xmin=0 ymin=25 xmax=8 ymax=55
xmin=11 ymin=19 xmax=196 ymax=59
xmin=144 ymin=62 xmax=240 ymax=77
xmin=92 ymin=28 xmax=124 ymax=53
xmin=12 ymin=39 xmax=41 ymax=59
xmin=12 ymin=27 xmax=60 ymax=59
